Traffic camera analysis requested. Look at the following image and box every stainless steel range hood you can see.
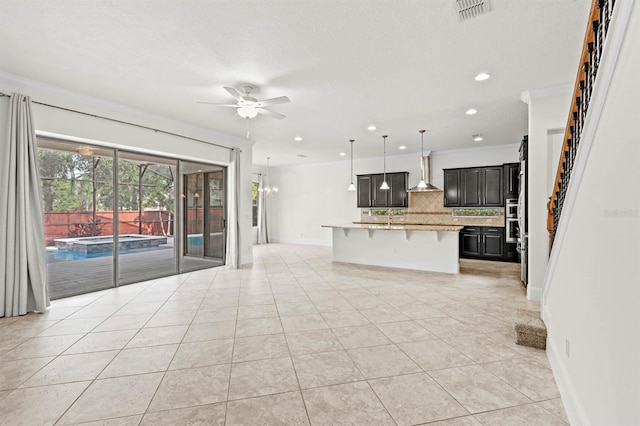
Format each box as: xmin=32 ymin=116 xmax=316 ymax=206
xmin=408 ymin=152 xmax=441 ymax=192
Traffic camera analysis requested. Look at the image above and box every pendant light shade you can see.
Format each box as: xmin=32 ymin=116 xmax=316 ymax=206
xmin=380 ymin=135 xmax=389 ymax=190
xmin=348 ymin=139 xmax=356 ymax=191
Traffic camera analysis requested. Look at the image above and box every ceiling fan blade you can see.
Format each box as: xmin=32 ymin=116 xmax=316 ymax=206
xmin=197 ymin=102 xmax=238 ymax=107
xmin=256 ymin=108 xmax=286 ymax=120
xmin=223 ymin=86 xmax=244 ymax=102
xmin=254 ymin=96 xmax=291 ymax=107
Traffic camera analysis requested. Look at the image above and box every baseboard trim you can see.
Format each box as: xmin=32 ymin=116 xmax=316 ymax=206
xmin=547 ymin=335 xmax=591 ymax=426
xmin=527 ymin=285 xmax=542 ymax=302
xmin=269 ymin=238 xmax=332 ymax=247
xmin=241 ymin=252 xmax=253 ymax=266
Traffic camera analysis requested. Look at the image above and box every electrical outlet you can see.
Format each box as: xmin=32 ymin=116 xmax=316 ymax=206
xmin=565 ymin=339 xmax=570 ymax=358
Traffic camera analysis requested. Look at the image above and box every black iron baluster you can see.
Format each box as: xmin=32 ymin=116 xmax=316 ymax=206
xmin=552 ymin=0 xmax=616 ymax=245
xmin=584 ymin=42 xmax=594 ymax=101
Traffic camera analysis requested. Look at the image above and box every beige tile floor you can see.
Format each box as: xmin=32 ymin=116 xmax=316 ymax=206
xmin=0 ymin=243 xmax=570 ymax=425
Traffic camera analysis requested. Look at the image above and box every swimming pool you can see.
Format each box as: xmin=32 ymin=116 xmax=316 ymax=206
xmin=45 ymin=246 xmax=171 ymax=263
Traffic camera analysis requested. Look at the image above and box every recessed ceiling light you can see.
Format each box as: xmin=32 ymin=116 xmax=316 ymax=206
xmin=472 ymin=134 xmax=483 ymax=142
xmin=399 ymin=146 xmax=406 ymax=150
xmin=466 ymin=108 xmax=478 ymax=115
xmin=294 ymin=136 xmax=303 ymax=142
xmin=367 ymin=125 xmax=377 ymax=131
xmin=474 ymin=72 xmax=491 ymax=81
xmin=297 ymin=154 xmax=307 ymax=158
xmin=339 ymin=152 xmax=346 ymax=156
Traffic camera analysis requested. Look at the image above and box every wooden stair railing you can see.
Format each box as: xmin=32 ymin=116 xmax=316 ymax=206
xmin=548 ymin=0 xmax=616 ymax=248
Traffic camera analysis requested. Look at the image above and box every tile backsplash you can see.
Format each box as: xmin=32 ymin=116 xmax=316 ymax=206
xmin=360 ymin=191 xmax=505 ymax=227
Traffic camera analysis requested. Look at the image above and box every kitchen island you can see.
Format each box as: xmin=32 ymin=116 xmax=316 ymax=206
xmin=322 ymin=223 xmax=464 ymax=274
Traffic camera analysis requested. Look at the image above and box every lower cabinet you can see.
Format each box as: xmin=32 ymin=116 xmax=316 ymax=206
xmin=459 ymin=227 xmax=505 ymax=260
xmin=460 ymin=227 xmax=482 ymax=257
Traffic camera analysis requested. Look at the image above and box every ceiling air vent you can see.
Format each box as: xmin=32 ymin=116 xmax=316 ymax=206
xmin=456 ymin=0 xmax=491 ymax=21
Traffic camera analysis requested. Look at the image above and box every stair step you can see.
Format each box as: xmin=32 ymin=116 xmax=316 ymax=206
xmin=514 ymin=309 xmax=547 ymax=350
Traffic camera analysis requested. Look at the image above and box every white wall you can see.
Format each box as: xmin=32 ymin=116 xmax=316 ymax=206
xmin=543 ymin=2 xmax=640 ymax=424
xmin=267 ymin=144 xmax=518 ymax=245
xmin=521 ymin=86 xmax=572 ymax=301
xmin=0 ymin=72 xmax=255 ymax=265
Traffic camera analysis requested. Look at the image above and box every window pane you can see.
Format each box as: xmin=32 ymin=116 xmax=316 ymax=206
xmin=38 ymin=140 xmax=115 ymax=299
xmin=252 ymin=182 xmax=258 ymax=227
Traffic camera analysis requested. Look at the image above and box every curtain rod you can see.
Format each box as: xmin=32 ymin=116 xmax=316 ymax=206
xmin=0 ymin=91 xmax=235 ymax=152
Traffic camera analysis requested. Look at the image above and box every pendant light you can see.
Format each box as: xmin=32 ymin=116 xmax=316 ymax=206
xmin=417 ymin=130 xmax=427 ymax=189
xmin=347 ymin=139 xmax=356 ymax=191
xmin=260 ymin=157 xmax=278 ymax=197
xmin=380 ymin=135 xmax=389 ymax=190
xmin=408 ymin=129 xmax=441 ymax=192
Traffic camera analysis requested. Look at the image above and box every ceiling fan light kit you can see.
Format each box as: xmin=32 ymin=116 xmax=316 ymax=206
xmin=238 ymin=105 xmax=258 ymax=119
xmin=199 ymin=85 xmax=290 ymax=120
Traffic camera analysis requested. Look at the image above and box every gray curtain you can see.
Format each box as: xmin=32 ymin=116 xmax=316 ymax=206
xmin=0 ymin=93 xmax=49 ymax=317
xmin=225 ymin=148 xmax=240 ymax=268
xmin=257 ymin=173 xmax=269 ymax=244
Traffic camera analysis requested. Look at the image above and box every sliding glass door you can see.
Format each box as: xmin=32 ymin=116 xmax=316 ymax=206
xmin=181 ymin=162 xmax=226 ymax=271
xmin=38 ymin=139 xmax=115 ymax=299
xmin=117 ymin=151 xmax=178 ymax=285
xmin=38 ymin=138 xmax=226 ymax=299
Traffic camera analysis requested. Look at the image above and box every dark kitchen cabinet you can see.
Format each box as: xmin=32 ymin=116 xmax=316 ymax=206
xmin=482 ymin=227 xmax=505 ymax=258
xmin=443 ymin=166 xmax=504 ymax=207
xmin=503 ymin=163 xmax=520 ymax=200
xmin=372 ymin=174 xmax=388 ymax=207
xmin=460 ymin=226 xmax=505 ymax=260
xmin=357 ymin=175 xmax=371 ymax=207
xmin=483 ymin=167 xmax=503 ymax=206
xmin=504 ymin=241 xmax=519 ymax=262
xmin=388 ymin=173 xmax=408 ymax=207
xmin=357 ymin=172 xmax=408 ymax=208
xmin=461 ymin=168 xmax=482 ymax=206
xmin=443 ymin=169 xmax=461 ymax=207
xmin=460 ymin=227 xmax=481 ymax=257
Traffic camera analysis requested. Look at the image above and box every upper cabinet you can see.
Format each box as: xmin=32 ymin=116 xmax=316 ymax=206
xmin=357 ymin=172 xmax=408 ymax=208
xmin=443 ymin=169 xmax=461 ymax=207
xmin=483 ymin=166 xmax=503 ymax=206
xmin=503 ymin=162 xmax=520 ymax=200
xmin=444 ymin=166 xmax=504 ymax=207
xmin=461 ymin=168 xmax=482 ymax=206
xmin=357 ymin=175 xmax=372 ymax=208
xmin=388 ymin=173 xmax=408 ymax=207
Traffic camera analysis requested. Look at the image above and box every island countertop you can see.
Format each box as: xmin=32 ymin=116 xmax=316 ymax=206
xmin=322 ymin=223 xmax=464 ymax=232
xmin=323 ymin=223 xmax=462 ymax=273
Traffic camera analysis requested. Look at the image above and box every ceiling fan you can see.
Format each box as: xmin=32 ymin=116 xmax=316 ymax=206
xmin=198 ymin=85 xmax=290 ymax=120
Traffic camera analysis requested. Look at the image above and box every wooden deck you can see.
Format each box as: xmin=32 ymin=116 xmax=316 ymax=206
xmin=47 ymin=247 xmax=223 ymax=299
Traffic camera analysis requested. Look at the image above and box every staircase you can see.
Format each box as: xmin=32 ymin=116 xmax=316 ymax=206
xmin=514 ymin=309 xmax=547 ymax=350
xmin=548 ymin=0 xmax=615 ymax=248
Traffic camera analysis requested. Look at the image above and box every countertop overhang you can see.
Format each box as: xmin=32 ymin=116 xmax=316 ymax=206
xmin=322 ymin=223 xmax=464 ymax=232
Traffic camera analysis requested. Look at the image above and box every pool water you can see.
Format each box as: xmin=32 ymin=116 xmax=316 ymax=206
xmin=46 ymin=246 xmax=170 ymax=263
xmin=46 ymin=235 xmax=203 ymax=264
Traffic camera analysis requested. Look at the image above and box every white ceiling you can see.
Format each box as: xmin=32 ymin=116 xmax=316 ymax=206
xmin=0 ymin=1 xmax=590 ymax=166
